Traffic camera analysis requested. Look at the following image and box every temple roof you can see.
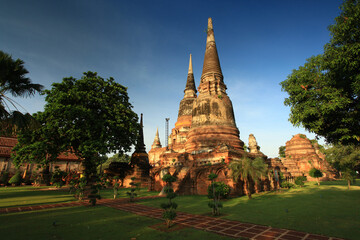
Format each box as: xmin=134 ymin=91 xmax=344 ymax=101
xmin=201 ymin=18 xmax=223 ymax=80
xmin=0 ymin=136 xmax=80 ymax=161
xmin=184 ymin=54 xmax=197 ymax=94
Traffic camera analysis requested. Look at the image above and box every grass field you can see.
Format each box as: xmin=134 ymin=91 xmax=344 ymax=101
xmin=139 ymin=180 xmax=360 ymax=239
xmin=0 ymin=186 xmax=158 ymax=208
xmin=0 ymin=180 xmax=359 ymax=239
xmin=0 ymin=206 xmax=233 ymax=240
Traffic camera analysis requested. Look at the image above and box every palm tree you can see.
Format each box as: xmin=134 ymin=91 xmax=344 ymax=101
xmin=0 ymin=50 xmax=43 ymax=134
xmin=229 ymin=156 xmax=268 ymax=199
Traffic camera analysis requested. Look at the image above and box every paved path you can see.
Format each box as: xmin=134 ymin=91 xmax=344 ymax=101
xmin=1 ymin=197 xmax=345 ymax=240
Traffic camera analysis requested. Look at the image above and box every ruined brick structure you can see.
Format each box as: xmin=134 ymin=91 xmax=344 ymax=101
xmin=148 ymin=18 xmax=266 ymax=195
xmin=281 ymin=134 xmax=335 ymax=180
xmin=105 ymin=113 xmax=151 ymax=188
xmin=146 ymin=18 xmax=335 ymax=195
xmin=0 ymin=136 xmax=82 ymax=176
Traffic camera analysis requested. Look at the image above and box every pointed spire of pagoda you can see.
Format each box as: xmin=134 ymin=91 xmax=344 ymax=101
xmin=184 ymin=54 xmax=197 ymax=98
xmin=151 ymin=127 xmax=162 ymax=149
xmin=201 ymin=18 xmax=223 ymax=81
xmin=135 ymin=113 xmax=146 ymax=153
xmin=188 ymin=53 xmax=193 ymax=74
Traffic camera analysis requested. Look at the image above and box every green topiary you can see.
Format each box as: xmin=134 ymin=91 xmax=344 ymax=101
xmin=280 ymin=181 xmax=295 ymax=189
xmin=88 ymin=183 xmax=102 ymax=206
xmin=309 ymin=168 xmax=323 ymax=186
xmin=126 ymin=177 xmax=138 ymax=202
xmin=295 ymin=176 xmax=307 ymax=187
xmin=207 ymin=182 xmax=231 ymax=199
xmin=207 ymin=173 xmax=228 ymax=216
xmin=161 ymin=174 xmax=178 ymax=228
xmin=8 ymin=171 xmax=22 ymax=186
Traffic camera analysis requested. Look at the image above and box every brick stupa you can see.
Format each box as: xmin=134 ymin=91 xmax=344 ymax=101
xmin=282 ymin=134 xmax=334 ymax=179
xmin=148 ymin=18 xmax=250 ymax=195
xmin=185 ymin=18 xmax=245 ymax=154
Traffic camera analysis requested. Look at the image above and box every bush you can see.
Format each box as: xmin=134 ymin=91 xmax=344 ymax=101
xmin=207 ymin=182 xmax=231 ymax=199
xmin=0 ymin=171 xmax=9 ymax=185
xmin=51 ymin=167 xmax=67 ymax=188
xmin=309 ymin=168 xmax=323 ymax=186
xmin=281 ymin=181 xmax=295 ymax=189
xmin=126 ymin=177 xmax=138 ymax=202
xmin=295 ymin=176 xmax=307 ymax=187
xmin=69 ymin=177 xmax=87 ymax=200
xmin=8 ymin=172 xmax=22 ymax=185
xmin=88 ymin=183 xmax=102 ymax=206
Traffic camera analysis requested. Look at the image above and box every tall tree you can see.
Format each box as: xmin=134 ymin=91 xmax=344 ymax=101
xmin=0 ymin=50 xmax=43 ymax=134
xmin=325 ymin=144 xmax=360 ymax=189
xmin=278 ymin=146 xmax=286 ymax=158
xmin=14 ymin=71 xmax=139 ymax=179
xmin=229 ymin=157 xmax=268 ymax=199
xmin=280 ymin=0 xmax=360 ymax=145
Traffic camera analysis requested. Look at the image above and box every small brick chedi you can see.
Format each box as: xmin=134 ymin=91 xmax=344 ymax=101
xmin=281 ymin=134 xmax=334 ymax=180
xmin=148 ymin=18 xmax=265 ymax=195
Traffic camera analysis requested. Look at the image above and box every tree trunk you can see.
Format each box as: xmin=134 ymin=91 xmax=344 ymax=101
xmin=245 ymin=179 xmax=252 ymax=199
xmin=317 ymin=178 xmax=320 ymax=186
xmin=268 ymin=173 xmax=275 ymax=190
xmin=348 ymin=180 xmax=351 ymax=190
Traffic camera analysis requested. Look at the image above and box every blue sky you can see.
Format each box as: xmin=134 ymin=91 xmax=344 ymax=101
xmin=0 ymin=0 xmax=342 ymax=157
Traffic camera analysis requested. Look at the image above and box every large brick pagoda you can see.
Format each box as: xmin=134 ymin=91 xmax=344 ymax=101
xmin=146 ymin=18 xmax=336 ymax=195
xmin=148 ymin=18 xmax=258 ymax=195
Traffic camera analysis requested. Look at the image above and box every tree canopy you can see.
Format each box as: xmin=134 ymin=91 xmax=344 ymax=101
xmin=280 ymin=0 xmax=360 ymax=145
xmin=229 ymin=156 xmax=268 ymax=199
xmin=325 ymin=144 xmax=360 ymax=178
xmin=0 ymin=50 xmax=43 ymax=134
xmin=278 ymin=146 xmax=286 ymax=158
xmin=14 ymin=71 xmax=139 ymax=178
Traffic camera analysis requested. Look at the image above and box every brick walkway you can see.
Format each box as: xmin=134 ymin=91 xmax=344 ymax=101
xmin=1 ymin=197 xmax=345 ymax=240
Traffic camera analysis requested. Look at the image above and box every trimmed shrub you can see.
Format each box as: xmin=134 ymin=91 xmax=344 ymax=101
xmin=126 ymin=177 xmax=138 ymax=202
xmin=88 ymin=183 xmax=102 ymax=206
xmin=295 ymin=176 xmax=307 ymax=187
xmin=160 ymin=174 xmax=177 ymax=228
xmin=207 ymin=182 xmax=231 ymax=199
xmin=309 ymin=168 xmax=323 ymax=186
xmin=281 ymin=181 xmax=295 ymax=189
xmin=9 ymin=172 xmax=22 ymax=186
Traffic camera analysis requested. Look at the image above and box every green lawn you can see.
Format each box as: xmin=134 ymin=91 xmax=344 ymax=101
xmin=0 ymin=180 xmax=359 ymax=239
xmin=100 ymin=187 xmax=159 ymax=199
xmin=0 ymin=206 xmax=233 ymax=240
xmin=139 ymin=180 xmax=360 ymax=240
xmin=0 ymin=186 xmax=75 ymax=208
xmin=0 ymin=186 xmax=158 ymax=208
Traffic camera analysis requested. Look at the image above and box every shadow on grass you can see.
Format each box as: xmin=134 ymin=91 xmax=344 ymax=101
xmin=0 ymin=206 xmax=233 ymax=240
